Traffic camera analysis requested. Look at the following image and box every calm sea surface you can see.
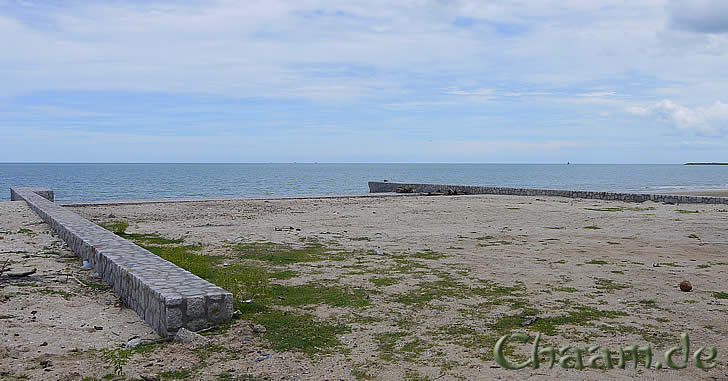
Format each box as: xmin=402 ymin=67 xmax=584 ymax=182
xmin=1 ymin=163 xmax=728 ymax=202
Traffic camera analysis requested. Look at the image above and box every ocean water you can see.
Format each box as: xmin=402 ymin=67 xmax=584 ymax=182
xmin=1 ymin=163 xmax=728 ymax=202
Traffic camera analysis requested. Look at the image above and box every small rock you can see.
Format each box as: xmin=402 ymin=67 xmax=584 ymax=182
xmin=94 ymin=326 xmax=103 ymax=331
xmin=174 ymin=328 xmax=209 ymax=345
xmin=39 ymin=342 xmax=48 ymax=347
xmin=680 ymin=281 xmax=692 ymax=292
xmin=252 ymin=324 xmax=267 ymax=334
xmin=125 ymin=338 xmax=143 ymax=348
xmin=652 ymin=263 xmax=660 ymax=267
xmin=520 ymin=316 xmax=538 ymax=326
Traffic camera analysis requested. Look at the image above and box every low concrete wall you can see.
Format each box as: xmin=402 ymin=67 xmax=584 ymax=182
xmin=10 ymin=187 xmax=233 ymax=337
xmin=368 ymin=181 xmax=728 ymax=204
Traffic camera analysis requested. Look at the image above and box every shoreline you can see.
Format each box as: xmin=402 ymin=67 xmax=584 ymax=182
xmin=45 ymin=187 xmax=728 ymax=206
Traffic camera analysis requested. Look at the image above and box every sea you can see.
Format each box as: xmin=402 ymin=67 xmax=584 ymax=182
xmin=1 ymin=163 xmax=728 ymax=202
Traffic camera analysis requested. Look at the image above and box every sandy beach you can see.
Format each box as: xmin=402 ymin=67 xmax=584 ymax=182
xmin=2 ymin=194 xmax=728 ymax=380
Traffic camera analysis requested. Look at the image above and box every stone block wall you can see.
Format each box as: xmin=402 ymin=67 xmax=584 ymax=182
xmin=9 ymin=187 xmax=233 ymax=337
xmin=368 ymin=181 xmax=728 ymax=205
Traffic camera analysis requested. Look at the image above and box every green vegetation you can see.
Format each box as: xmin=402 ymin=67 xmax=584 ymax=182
xmin=657 ymin=262 xmax=683 ymax=267
xmin=370 ymin=277 xmax=398 ymax=287
xmin=231 ymin=241 xmax=349 ymax=264
xmin=585 ymin=259 xmax=608 ymax=265
xmin=269 ymin=284 xmax=370 ymax=308
xmin=478 ymin=240 xmax=513 ymax=247
xmin=251 ymin=310 xmax=350 ymax=354
xmin=17 ymin=228 xmax=35 ymax=237
xmin=100 ymin=220 xmax=184 ymax=244
xmin=553 ymin=287 xmax=578 ymax=293
xmin=712 ymin=292 xmax=728 ymax=299
xmin=412 ymin=249 xmax=446 ymax=260
xmin=158 ymin=369 xmax=193 ymax=380
xmin=439 ymin=304 xmax=627 ymax=361
xmin=585 ymin=206 xmax=655 ymax=212
xmin=349 ymin=237 xmax=371 ymax=241
xmin=101 ymin=348 xmax=132 ymax=377
xmin=100 ymin=221 xmax=128 ymax=235
xmin=595 ymin=278 xmax=631 ymax=291
xmin=269 ymin=269 xmax=298 ymax=280
xmin=583 ymin=225 xmax=601 ymax=230
xmin=373 ymin=332 xmax=430 ymax=362
xmin=676 ymin=210 xmax=700 ymax=214
xmin=38 ymin=288 xmax=73 ymax=300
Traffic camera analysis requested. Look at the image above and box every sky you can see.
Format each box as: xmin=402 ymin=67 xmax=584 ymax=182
xmin=1 ymin=0 xmax=728 ymax=163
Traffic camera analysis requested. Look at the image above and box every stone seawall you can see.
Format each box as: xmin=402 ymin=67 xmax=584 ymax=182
xmin=368 ymin=181 xmax=728 ymax=204
xmin=10 ymin=187 xmax=233 ymax=337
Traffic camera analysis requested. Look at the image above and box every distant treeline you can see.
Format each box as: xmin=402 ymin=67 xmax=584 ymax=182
xmin=685 ymin=163 xmax=728 ymax=165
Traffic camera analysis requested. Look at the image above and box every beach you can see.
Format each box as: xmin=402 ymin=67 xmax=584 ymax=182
xmin=2 ymin=194 xmax=728 ymax=379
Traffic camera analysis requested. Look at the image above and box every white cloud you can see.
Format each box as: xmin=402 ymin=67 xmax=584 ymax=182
xmin=628 ymin=99 xmax=728 ymax=134
xmin=577 ymin=91 xmax=616 ymax=97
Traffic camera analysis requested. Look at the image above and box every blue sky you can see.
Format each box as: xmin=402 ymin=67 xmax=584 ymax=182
xmin=1 ymin=0 xmax=728 ymax=163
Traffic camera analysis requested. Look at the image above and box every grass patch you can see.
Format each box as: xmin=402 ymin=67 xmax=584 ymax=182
xmin=373 ymin=332 xmax=431 ymax=362
xmin=100 ymin=221 xmax=184 ymax=245
xmin=269 ymin=284 xmax=370 ymax=308
xmin=712 ymin=292 xmax=728 ymax=299
xmin=349 ymin=237 xmax=371 ymax=241
xmin=38 ymin=288 xmax=73 ymax=300
xmin=231 ymin=241 xmax=349 ymax=264
xmin=583 ymin=225 xmax=601 ymax=230
xmin=17 ymin=228 xmax=35 ymax=237
xmin=658 ymin=262 xmax=684 ymax=267
xmin=249 ymin=310 xmax=350 ymax=355
xmin=478 ymin=240 xmax=513 ymax=247
xmin=676 ymin=210 xmax=699 ymax=214
xmin=439 ymin=304 xmax=626 ymax=361
xmin=412 ymin=249 xmax=446 ymax=260
xmin=158 ymin=369 xmax=193 ymax=380
xmin=475 ymin=235 xmax=495 ymax=240
xmin=544 ymin=226 xmax=565 ymax=230
xmin=99 ymin=221 xmax=128 ymax=235
xmin=595 ymin=278 xmax=631 ymax=291
xmin=585 ymin=259 xmax=608 ymax=265
xmin=585 ymin=207 xmax=622 ymax=212
xmin=370 ymin=277 xmax=398 ymax=287
xmin=269 ymin=270 xmax=298 ymax=280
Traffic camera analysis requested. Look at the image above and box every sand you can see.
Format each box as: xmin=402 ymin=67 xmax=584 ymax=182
xmin=3 ymin=194 xmax=728 ymax=380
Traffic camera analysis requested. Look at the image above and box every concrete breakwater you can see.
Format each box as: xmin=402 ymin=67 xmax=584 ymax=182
xmin=368 ymin=181 xmax=728 ymax=205
xmin=10 ymin=187 xmax=232 ymax=337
